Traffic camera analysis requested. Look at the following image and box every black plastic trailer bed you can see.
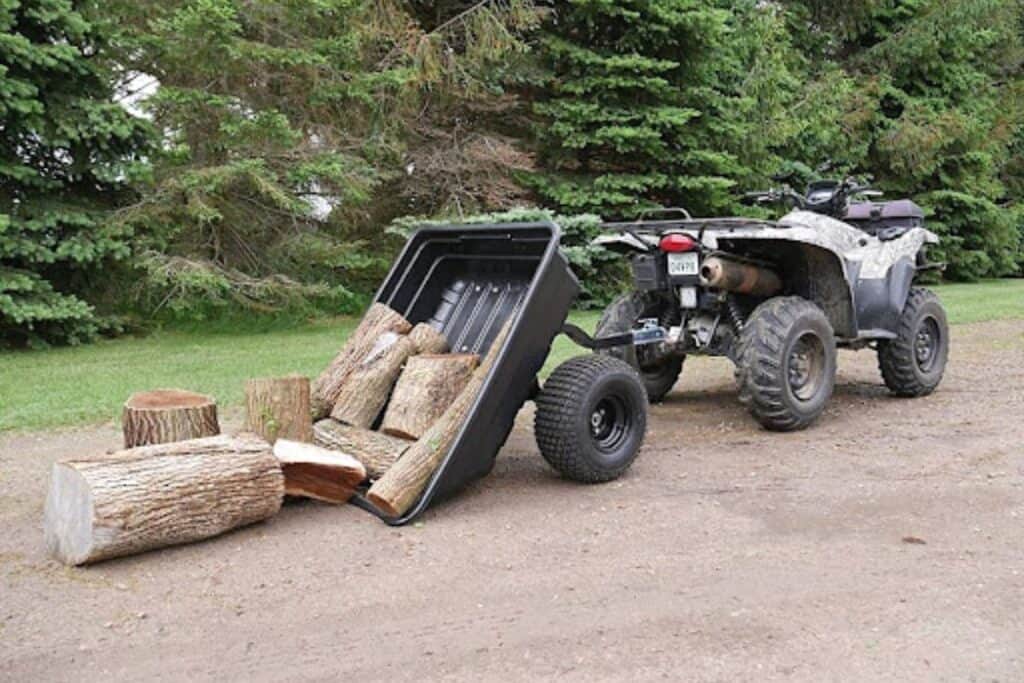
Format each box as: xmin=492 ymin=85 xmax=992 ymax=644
xmin=348 ymin=222 xmax=651 ymax=525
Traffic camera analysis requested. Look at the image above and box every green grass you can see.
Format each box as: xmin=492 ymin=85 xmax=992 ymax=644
xmin=1 ymin=280 xmax=1020 ymax=432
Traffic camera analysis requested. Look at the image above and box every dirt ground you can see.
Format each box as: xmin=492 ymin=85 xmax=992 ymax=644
xmin=1 ymin=319 xmax=1022 ymax=682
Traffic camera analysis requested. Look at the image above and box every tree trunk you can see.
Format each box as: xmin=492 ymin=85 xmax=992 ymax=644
xmin=380 ymin=354 xmax=479 ymax=440
xmin=245 ymin=375 xmax=312 ymax=444
xmin=44 ymin=434 xmax=283 ymax=566
xmin=311 ymin=303 xmax=412 ymax=419
xmin=122 ymin=389 xmax=220 ymax=448
xmin=312 ymin=419 xmax=412 ymax=480
xmin=367 ymin=320 xmax=511 ymax=517
xmin=329 ymin=323 xmax=448 ymax=429
xmin=273 ymin=439 xmax=366 ymax=504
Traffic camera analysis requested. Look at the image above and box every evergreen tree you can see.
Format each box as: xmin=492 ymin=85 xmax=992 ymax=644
xmin=0 ymin=0 xmax=151 ymax=346
xmin=531 ymin=0 xmax=739 ymax=218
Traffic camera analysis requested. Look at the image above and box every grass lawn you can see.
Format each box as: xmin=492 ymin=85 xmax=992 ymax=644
xmin=1 ymin=280 xmax=1020 ymax=432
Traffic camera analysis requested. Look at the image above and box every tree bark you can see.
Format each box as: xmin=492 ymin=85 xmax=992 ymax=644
xmin=122 ymin=389 xmax=220 ymax=448
xmin=311 ymin=303 xmax=412 ymax=419
xmin=44 ymin=434 xmax=283 ymax=566
xmin=329 ymin=323 xmax=448 ymax=429
xmin=367 ymin=320 xmax=511 ymax=517
xmin=380 ymin=354 xmax=479 ymax=440
xmin=312 ymin=419 xmax=412 ymax=480
xmin=245 ymin=375 xmax=312 ymax=444
xmin=273 ymin=439 xmax=366 ymax=504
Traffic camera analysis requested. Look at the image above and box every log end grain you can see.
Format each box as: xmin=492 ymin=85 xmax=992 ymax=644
xmin=43 ymin=463 xmax=94 ymax=566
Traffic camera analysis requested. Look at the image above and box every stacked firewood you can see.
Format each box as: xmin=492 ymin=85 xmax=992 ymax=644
xmin=44 ymin=303 xmax=506 ymax=566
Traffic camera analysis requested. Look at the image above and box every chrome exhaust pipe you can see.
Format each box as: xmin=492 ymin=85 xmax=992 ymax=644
xmin=700 ymin=256 xmax=782 ymax=297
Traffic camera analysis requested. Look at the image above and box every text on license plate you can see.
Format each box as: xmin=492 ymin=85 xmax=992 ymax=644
xmin=667 ymin=252 xmax=699 ymax=276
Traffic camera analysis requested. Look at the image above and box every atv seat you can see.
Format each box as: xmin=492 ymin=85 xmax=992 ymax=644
xmin=844 ymin=200 xmax=925 ymax=240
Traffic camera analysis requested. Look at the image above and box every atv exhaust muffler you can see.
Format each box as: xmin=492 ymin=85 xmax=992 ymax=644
xmin=700 ymin=256 xmax=782 ymax=297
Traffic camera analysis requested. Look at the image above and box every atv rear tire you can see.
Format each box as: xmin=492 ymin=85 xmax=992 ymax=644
xmin=596 ymin=292 xmax=682 ymax=402
xmin=878 ymin=287 xmax=949 ymax=397
xmin=535 ymin=355 xmax=647 ymax=483
xmin=735 ymin=297 xmax=837 ymax=431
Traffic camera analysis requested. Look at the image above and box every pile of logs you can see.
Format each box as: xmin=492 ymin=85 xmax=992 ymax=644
xmin=44 ymin=303 xmax=506 ymax=566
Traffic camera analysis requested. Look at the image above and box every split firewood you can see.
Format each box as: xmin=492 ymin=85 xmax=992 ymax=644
xmin=330 ymin=323 xmax=448 ymax=429
xmin=367 ymin=320 xmax=512 ymax=517
xmin=311 ymin=303 xmax=412 ymax=419
xmin=44 ymin=434 xmax=283 ymax=566
xmin=245 ymin=375 xmax=312 ymax=444
xmin=273 ymin=439 xmax=366 ymax=504
xmin=380 ymin=354 xmax=479 ymax=440
xmin=312 ymin=419 xmax=412 ymax=480
xmin=122 ymin=389 xmax=220 ymax=448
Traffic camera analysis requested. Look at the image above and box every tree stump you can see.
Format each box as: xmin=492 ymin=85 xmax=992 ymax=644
xmin=273 ymin=439 xmax=366 ymax=504
xmin=368 ymin=320 xmax=511 ymax=517
xmin=311 ymin=303 xmax=413 ymax=419
xmin=380 ymin=354 xmax=479 ymax=440
xmin=330 ymin=323 xmax=448 ymax=429
xmin=44 ymin=434 xmax=283 ymax=566
xmin=312 ymin=419 xmax=412 ymax=480
xmin=245 ymin=375 xmax=312 ymax=444
xmin=122 ymin=389 xmax=220 ymax=449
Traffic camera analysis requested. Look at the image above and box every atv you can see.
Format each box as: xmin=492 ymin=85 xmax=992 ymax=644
xmin=583 ymin=174 xmax=950 ymax=431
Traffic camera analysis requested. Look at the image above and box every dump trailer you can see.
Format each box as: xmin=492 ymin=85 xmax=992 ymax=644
xmin=348 ymin=222 xmax=653 ymax=525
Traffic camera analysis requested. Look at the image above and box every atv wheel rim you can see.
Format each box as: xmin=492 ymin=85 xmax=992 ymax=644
xmin=787 ymin=333 xmax=825 ymax=402
xmin=915 ymin=316 xmax=941 ymax=372
xmin=590 ymin=396 xmax=630 ymax=453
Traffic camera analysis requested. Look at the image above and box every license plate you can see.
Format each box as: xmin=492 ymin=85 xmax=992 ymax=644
xmin=667 ymin=252 xmax=699 ymax=276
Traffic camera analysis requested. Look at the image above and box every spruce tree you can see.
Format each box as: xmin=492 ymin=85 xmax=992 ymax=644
xmin=0 ymin=0 xmax=151 ymax=346
xmin=532 ymin=0 xmax=738 ymax=218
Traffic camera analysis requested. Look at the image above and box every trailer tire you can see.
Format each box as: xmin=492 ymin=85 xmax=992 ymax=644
xmin=535 ymin=355 xmax=647 ymax=483
xmin=596 ymin=292 xmax=682 ymax=402
xmin=878 ymin=287 xmax=949 ymax=397
xmin=735 ymin=296 xmax=836 ymax=431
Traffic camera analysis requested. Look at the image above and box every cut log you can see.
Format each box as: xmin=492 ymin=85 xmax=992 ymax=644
xmin=367 ymin=320 xmax=512 ymax=517
xmin=273 ymin=439 xmax=366 ymax=504
xmin=312 ymin=419 xmax=412 ymax=480
xmin=44 ymin=434 xmax=283 ymax=566
xmin=329 ymin=323 xmax=448 ymax=429
xmin=122 ymin=389 xmax=220 ymax=448
xmin=311 ymin=303 xmax=413 ymax=419
xmin=245 ymin=375 xmax=312 ymax=444
xmin=380 ymin=354 xmax=480 ymax=440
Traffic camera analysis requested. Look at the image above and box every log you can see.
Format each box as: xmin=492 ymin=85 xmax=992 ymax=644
xmin=312 ymin=419 xmax=412 ymax=480
xmin=44 ymin=434 xmax=283 ymax=566
xmin=380 ymin=354 xmax=480 ymax=440
xmin=367 ymin=320 xmax=512 ymax=517
xmin=245 ymin=375 xmax=312 ymax=444
xmin=311 ymin=303 xmax=413 ymax=419
xmin=329 ymin=323 xmax=448 ymax=429
xmin=122 ymin=389 xmax=220 ymax=448
xmin=273 ymin=439 xmax=366 ymax=504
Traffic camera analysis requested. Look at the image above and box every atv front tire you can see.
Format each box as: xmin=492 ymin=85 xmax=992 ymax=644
xmin=535 ymin=355 xmax=647 ymax=483
xmin=878 ymin=287 xmax=949 ymax=397
xmin=596 ymin=292 xmax=682 ymax=402
xmin=735 ymin=297 xmax=837 ymax=431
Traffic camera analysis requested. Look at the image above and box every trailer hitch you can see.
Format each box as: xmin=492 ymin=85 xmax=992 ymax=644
xmin=562 ymin=318 xmax=667 ymax=350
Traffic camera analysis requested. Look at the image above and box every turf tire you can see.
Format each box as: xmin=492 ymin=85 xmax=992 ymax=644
xmin=535 ymin=355 xmax=647 ymax=483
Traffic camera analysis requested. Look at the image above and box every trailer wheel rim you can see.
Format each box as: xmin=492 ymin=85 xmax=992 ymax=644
xmin=787 ymin=332 xmax=825 ymax=402
xmin=915 ymin=316 xmax=941 ymax=373
xmin=589 ymin=395 xmax=631 ymax=453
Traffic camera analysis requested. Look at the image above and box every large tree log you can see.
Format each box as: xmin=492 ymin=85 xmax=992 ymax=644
xmin=273 ymin=439 xmax=366 ymax=504
xmin=312 ymin=419 xmax=411 ymax=480
xmin=367 ymin=320 xmax=512 ymax=517
xmin=245 ymin=375 xmax=312 ymax=444
xmin=329 ymin=323 xmax=448 ymax=429
xmin=44 ymin=434 xmax=283 ymax=566
xmin=122 ymin=389 xmax=220 ymax=448
xmin=311 ymin=303 xmax=413 ymax=419
xmin=380 ymin=354 xmax=479 ymax=440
